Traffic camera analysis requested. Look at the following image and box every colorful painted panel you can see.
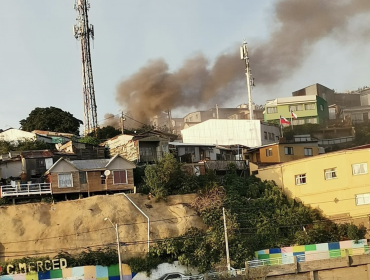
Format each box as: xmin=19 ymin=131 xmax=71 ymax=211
xmin=255 ymin=239 xmax=368 ymax=263
xmin=0 ymin=264 xmax=132 ymax=280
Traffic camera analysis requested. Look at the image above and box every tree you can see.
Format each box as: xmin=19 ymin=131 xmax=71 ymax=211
xmin=20 ymin=107 xmax=83 ymax=135
xmin=88 ymin=126 xmax=121 ymax=140
xmin=0 ymin=139 xmax=50 ymax=154
xmin=78 ymin=136 xmax=100 ymax=146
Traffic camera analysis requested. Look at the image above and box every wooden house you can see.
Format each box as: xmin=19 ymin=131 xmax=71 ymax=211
xmin=44 ymin=154 xmax=136 ymax=196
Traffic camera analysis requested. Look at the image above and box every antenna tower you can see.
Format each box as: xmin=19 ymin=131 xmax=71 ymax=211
xmin=73 ymin=0 xmax=98 ymax=135
xmin=240 ymin=40 xmax=255 ymax=120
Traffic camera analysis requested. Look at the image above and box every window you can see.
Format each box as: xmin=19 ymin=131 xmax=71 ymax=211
xmin=305 ymin=118 xmax=318 ymax=124
xmin=295 ymin=174 xmax=306 ymax=185
xmin=271 ymin=133 xmax=275 ymax=140
xmin=101 ymin=171 xmax=106 ymax=184
xmin=320 ymin=104 xmax=324 ymax=111
xmin=304 ymin=148 xmax=313 ymax=156
xmin=252 ymin=170 xmax=259 ymax=175
xmin=268 ymin=132 xmax=271 ymax=140
xmin=324 ymin=168 xmax=337 ymax=180
xmin=79 ymin=171 xmax=87 ymax=184
xmin=305 ymin=103 xmax=316 ymax=110
xmin=356 ymin=194 xmax=370 ymax=206
xmin=36 ymin=159 xmax=45 ymax=168
xmin=284 ymin=147 xmax=294 ymax=155
xmin=264 ymin=131 xmax=268 ymax=140
xmin=293 ymin=119 xmax=305 ymax=125
xmin=290 ymin=105 xmax=304 ymax=111
xmin=58 ymin=173 xmax=73 ymax=188
xmin=352 ymin=163 xmax=368 ymax=175
xmin=113 ymin=170 xmax=127 ymax=184
xmin=267 ymin=107 xmax=277 ymax=114
xmin=265 ymin=148 xmax=272 ymax=157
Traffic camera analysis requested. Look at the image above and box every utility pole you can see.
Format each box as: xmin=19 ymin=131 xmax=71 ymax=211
xmin=216 ymin=104 xmax=219 ymax=119
xmin=223 ymin=207 xmax=231 ymax=271
xmin=240 ymin=40 xmax=254 ymax=120
xmin=167 ymin=110 xmax=173 ymax=133
xmin=74 ymin=0 xmax=98 ymax=136
xmin=120 ymin=112 xmax=126 ymax=135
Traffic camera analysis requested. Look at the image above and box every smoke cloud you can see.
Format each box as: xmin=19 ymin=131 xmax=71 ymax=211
xmin=113 ymin=0 xmax=370 ymax=124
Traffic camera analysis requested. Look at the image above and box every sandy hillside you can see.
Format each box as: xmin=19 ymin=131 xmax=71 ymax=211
xmin=0 ymin=193 xmax=205 ymax=261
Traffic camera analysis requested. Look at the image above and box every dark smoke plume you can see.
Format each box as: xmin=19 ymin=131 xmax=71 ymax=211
xmin=114 ymin=0 xmax=370 ymax=124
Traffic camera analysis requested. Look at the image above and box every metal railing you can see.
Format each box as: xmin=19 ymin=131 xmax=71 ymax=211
xmin=205 ymin=160 xmax=247 ymax=170
xmin=1 ymin=183 xmax=52 ymax=197
xmin=318 ymin=136 xmax=354 ymax=146
xmin=247 ymin=246 xmax=369 ymax=269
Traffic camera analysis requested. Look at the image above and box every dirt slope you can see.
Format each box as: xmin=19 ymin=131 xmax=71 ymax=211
xmin=0 ymin=193 xmax=204 ymax=261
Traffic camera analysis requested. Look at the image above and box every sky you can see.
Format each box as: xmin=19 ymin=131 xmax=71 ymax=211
xmin=0 ymin=0 xmax=369 ymax=132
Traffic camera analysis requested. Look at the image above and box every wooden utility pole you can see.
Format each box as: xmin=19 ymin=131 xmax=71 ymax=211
xmin=120 ymin=112 xmax=125 ymax=134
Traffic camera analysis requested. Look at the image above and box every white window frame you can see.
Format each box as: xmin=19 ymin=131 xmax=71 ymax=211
xmin=265 ymin=148 xmax=272 ymax=157
xmin=356 ymin=194 xmax=370 ymax=206
xmin=324 ymin=168 xmax=337 ymax=180
xmin=305 ymin=103 xmax=316 ymax=110
xmin=58 ymin=173 xmax=73 ymax=188
xmin=352 ymin=163 xmax=368 ymax=175
xmin=304 ymin=148 xmax=313 ymax=156
xmin=267 ymin=107 xmax=277 ymax=114
xmin=113 ymin=170 xmax=128 ymax=185
xmin=295 ymin=174 xmax=306 ymax=185
xmin=284 ymin=147 xmax=294 ymax=155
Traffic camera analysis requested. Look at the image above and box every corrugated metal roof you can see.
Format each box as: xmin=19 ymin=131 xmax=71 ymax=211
xmin=70 ymin=159 xmax=110 ymax=170
xmin=21 ymin=150 xmax=54 ymax=159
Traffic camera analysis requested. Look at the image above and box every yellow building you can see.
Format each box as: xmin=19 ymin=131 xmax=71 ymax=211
xmin=247 ymin=141 xmax=319 ymax=164
xmin=250 ymin=145 xmax=370 ymax=224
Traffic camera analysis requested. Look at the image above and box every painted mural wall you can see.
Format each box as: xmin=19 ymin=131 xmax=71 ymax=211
xmin=0 ymin=262 xmax=198 ymax=280
xmin=255 ymin=239 xmax=368 ymax=264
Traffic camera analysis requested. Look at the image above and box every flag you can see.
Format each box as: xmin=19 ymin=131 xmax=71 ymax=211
xmin=291 ymin=110 xmax=298 ymax=119
xmin=280 ymin=116 xmax=291 ymax=125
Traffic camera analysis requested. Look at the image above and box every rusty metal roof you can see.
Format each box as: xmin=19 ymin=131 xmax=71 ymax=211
xmin=21 ymin=150 xmax=54 ymax=159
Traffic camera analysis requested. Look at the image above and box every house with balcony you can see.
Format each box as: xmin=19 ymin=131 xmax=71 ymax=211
xmin=249 ymin=145 xmax=370 ymax=225
xmin=103 ymin=131 xmax=173 ymax=164
xmin=264 ymin=95 xmax=329 ymax=126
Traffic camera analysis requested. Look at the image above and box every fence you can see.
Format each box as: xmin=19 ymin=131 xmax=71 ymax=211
xmin=1 ymin=183 xmax=52 ymax=197
xmin=247 ymin=246 xmax=369 ymax=268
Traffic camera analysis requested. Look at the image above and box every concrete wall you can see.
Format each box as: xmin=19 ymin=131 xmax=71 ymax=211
xmin=182 ymin=120 xmax=279 ymax=147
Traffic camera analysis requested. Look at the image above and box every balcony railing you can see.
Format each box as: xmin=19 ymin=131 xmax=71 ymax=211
xmin=205 ymin=160 xmax=247 ymax=170
xmin=0 ymin=183 xmax=52 ymax=198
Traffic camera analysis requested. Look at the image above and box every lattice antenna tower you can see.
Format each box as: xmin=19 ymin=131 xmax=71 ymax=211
xmin=73 ymin=0 xmax=98 ymax=135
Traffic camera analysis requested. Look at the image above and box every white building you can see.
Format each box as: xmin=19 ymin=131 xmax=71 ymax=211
xmin=0 ymin=128 xmax=52 ymax=144
xmin=181 ymin=119 xmax=280 ymax=147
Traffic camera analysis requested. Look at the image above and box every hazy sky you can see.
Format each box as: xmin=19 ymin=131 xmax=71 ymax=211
xmin=0 ymin=0 xmax=369 ymax=131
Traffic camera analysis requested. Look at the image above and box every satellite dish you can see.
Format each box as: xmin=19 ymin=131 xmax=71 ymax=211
xmin=104 ymin=170 xmax=111 ymax=176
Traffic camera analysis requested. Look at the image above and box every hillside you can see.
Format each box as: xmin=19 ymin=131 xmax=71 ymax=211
xmin=0 ymin=194 xmax=204 ymax=261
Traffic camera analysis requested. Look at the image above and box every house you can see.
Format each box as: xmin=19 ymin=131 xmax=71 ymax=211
xmin=181 ymin=119 xmax=280 ymax=147
xmin=103 ymin=131 xmax=175 ymax=164
xmin=250 ymin=145 xmax=370 ymax=225
xmin=32 ymin=130 xmax=78 ymax=144
xmin=0 ymin=150 xmax=54 ymax=182
xmin=55 ymin=140 xmax=106 ymax=160
xmin=342 ymin=106 xmax=370 ymax=124
xmin=264 ymin=95 xmax=329 ymax=125
xmin=246 ymin=140 xmax=320 ymax=164
xmin=0 ymin=128 xmax=53 ymax=144
xmin=44 ymin=154 xmax=136 ymax=196
xmin=292 ymin=83 xmax=361 ymax=108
